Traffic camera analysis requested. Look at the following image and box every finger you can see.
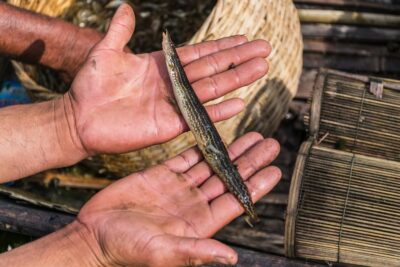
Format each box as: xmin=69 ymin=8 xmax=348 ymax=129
xmin=185 ymin=40 xmax=271 ymax=83
xmin=205 ymin=97 xmax=244 ymax=123
xmin=97 ymin=3 xmax=135 ymax=51
xmin=200 ymin=138 xmax=280 ymax=201
xmin=193 ymin=57 xmax=269 ymax=103
xmin=176 ymin=35 xmax=248 ymax=65
xmin=163 ymin=146 xmax=203 ymax=173
xmin=176 ymin=98 xmax=245 ymax=132
xmin=209 ymin=166 xmax=282 ymax=232
xmin=161 ymin=236 xmax=238 ymax=266
xmin=185 ymin=132 xmax=264 ymax=186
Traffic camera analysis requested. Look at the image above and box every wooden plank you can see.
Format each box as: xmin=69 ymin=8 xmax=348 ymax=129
xmin=301 ymin=24 xmax=400 ymax=43
xmin=205 ymin=246 xmax=324 ymax=267
xmin=0 ymin=197 xmax=74 ymax=237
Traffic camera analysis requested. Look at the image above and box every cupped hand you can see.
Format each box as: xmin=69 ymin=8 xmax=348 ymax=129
xmin=65 ymin=4 xmax=271 ymax=155
xmin=77 ymin=132 xmax=281 ymax=266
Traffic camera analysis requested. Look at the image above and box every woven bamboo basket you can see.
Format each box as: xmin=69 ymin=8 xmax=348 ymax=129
xmin=305 ymin=69 xmax=400 ymax=162
xmin=8 ymin=0 xmax=74 ymax=17
xmin=8 ymin=0 xmax=303 ymax=176
xmin=286 ymin=142 xmax=400 ymax=267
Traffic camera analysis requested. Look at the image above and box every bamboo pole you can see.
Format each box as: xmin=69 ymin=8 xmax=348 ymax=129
xmin=299 ymin=9 xmax=400 ymax=27
xmin=301 ymin=24 xmax=400 ymax=43
xmin=294 ymin=0 xmax=400 ymax=14
xmin=35 ymin=172 xmax=113 ymax=189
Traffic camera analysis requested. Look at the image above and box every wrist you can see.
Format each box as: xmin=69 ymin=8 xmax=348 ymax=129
xmin=52 ymin=94 xmax=89 ymax=164
xmin=0 ymin=220 xmax=106 ymax=267
xmin=0 ymin=99 xmax=87 ymax=182
xmin=59 ymin=220 xmax=107 ymax=267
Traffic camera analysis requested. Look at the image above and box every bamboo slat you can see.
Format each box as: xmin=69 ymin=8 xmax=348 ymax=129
xmin=294 ymin=0 xmax=400 ymax=14
xmin=301 ymin=24 xmax=400 ymax=43
xmin=306 ymin=69 xmax=400 ymax=162
xmin=303 ymin=39 xmax=399 ymax=57
xmin=31 ymin=172 xmax=113 ymax=189
xmin=299 ymin=9 xmax=400 ymax=27
xmin=286 ymin=142 xmax=400 ymax=267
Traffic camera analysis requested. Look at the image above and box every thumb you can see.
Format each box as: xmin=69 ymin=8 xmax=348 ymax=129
xmin=98 ymin=3 xmax=135 ymax=51
xmin=166 ymin=237 xmax=238 ymax=266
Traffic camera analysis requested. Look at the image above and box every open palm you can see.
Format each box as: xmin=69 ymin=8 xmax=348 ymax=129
xmin=66 ymin=4 xmax=271 ymax=155
xmin=77 ymin=132 xmax=280 ymax=266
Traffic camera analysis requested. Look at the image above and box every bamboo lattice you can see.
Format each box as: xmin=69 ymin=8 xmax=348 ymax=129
xmin=305 ymin=69 xmax=400 ymax=162
xmin=286 ymin=143 xmax=400 ymax=267
xmin=286 ymin=69 xmax=400 ymax=267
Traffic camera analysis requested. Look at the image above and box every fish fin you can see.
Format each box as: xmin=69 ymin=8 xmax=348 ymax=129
xmin=205 ymin=143 xmax=223 ymax=156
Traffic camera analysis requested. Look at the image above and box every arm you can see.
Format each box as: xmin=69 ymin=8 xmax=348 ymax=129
xmin=0 ymin=132 xmax=281 ymax=267
xmin=0 ymin=222 xmax=102 ymax=267
xmin=0 ymin=2 xmax=102 ymax=78
xmin=0 ymin=96 xmax=87 ymax=182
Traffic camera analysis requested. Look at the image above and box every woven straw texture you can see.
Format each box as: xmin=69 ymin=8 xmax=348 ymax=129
xmin=8 ymin=0 xmax=303 ymax=176
xmin=8 ymin=0 xmax=74 ymax=17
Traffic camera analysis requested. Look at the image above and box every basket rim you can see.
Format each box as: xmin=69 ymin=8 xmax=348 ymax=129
xmin=284 ymin=140 xmax=313 ymax=258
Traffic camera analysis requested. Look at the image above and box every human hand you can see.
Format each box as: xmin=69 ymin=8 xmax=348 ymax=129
xmin=63 ymin=4 xmax=271 ymax=156
xmin=74 ymin=132 xmax=280 ymax=266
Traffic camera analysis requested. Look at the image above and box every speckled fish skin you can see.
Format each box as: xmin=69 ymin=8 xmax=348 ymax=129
xmin=162 ymin=31 xmax=259 ymax=223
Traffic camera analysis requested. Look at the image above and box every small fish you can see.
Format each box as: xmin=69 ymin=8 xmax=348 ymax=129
xmin=162 ymin=30 xmax=259 ymax=225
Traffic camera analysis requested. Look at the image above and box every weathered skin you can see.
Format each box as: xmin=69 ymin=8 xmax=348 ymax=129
xmin=162 ymin=31 xmax=259 ymax=223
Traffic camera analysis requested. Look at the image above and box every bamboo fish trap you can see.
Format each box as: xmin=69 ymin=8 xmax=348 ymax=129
xmin=305 ymin=69 xmax=400 ymax=161
xmin=286 ymin=142 xmax=400 ymax=267
xmin=286 ymin=69 xmax=400 ymax=266
xmin=8 ymin=0 xmax=303 ymax=176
